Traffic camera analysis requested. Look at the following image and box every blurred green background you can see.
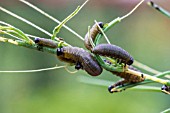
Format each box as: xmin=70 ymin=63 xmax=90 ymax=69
xmin=0 ymin=0 xmax=170 ymax=113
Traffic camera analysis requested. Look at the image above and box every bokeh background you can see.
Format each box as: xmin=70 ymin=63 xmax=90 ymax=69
xmin=0 ymin=0 xmax=170 ymax=113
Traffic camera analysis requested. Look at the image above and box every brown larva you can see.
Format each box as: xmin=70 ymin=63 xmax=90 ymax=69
xmin=84 ymin=22 xmax=104 ymax=51
xmin=56 ymin=46 xmax=103 ymax=76
xmin=34 ymin=38 xmax=57 ymax=48
xmin=108 ymin=66 xmax=144 ymax=93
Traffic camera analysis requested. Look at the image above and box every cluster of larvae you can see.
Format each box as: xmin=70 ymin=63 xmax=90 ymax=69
xmin=34 ymin=22 xmax=145 ymax=93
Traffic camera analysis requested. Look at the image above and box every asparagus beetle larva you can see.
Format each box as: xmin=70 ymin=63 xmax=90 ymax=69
xmin=34 ymin=37 xmax=57 ymax=48
xmin=56 ymin=46 xmax=103 ymax=76
xmin=84 ymin=22 xmax=104 ymax=51
xmin=92 ymin=44 xmax=134 ymax=65
xmin=108 ymin=65 xmax=145 ymax=93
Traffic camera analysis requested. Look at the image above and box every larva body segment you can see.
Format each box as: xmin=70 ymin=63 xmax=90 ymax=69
xmin=92 ymin=44 xmax=134 ymax=65
xmin=34 ymin=38 xmax=57 ymax=48
xmin=108 ymin=66 xmax=144 ymax=93
xmin=84 ymin=22 xmax=104 ymax=50
xmin=56 ymin=46 xmax=103 ymax=76
xmin=111 ymin=66 xmax=144 ymax=83
xmin=57 ymin=55 xmax=75 ymax=64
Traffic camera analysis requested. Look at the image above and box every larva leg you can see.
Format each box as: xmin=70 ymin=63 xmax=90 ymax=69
xmin=37 ymin=45 xmax=43 ymax=51
xmin=115 ymin=58 xmax=122 ymax=66
xmin=75 ymin=62 xmax=83 ymax=70
xmin=108 ymin=79 xmax=128 ymax=93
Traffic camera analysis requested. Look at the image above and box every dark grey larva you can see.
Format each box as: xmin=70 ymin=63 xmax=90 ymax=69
xmin=92 ymin=44 xmax=134 ymax=65
xmin=84 ymin=22 xmax=104 ymax=51
xmin=56 ymin=46 xmax=103 ymax=76
xmin=34 ymin=38 xmax=57 ymax=48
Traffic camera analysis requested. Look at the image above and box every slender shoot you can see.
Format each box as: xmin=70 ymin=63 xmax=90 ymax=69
xmin=126 ymin=69 xmax=170 ymax=86
xmin=64 ymin=65 xmax=78 ymax=74
xmin=77 ymin=75 xmax=162 ymax=93
xmin=160 ymin=108 xmax=170 ymax=113
xmin=0 ymin=25 xmax=34 ymax=44
xmin=51 ymin=0 xmax=88 ymax=40
xmin=0 ymin=36 xmax=18 ymax=45
xmin=19 ymin=0 xmax=84 ymax=41
xmin=148 ymin=1 xmax=170 ymax=18
xmin=120 ymin=0 xmax=145 ymax=20
xmin=0 ymin=6 xmax=53 ymax=38
xmin=94 ymin=20 xmax=111 ymax=44
xmin=134 ymin=60 xmax=160 ymax=74
xmin=0 ymin=65 xmax=65 ymax=73
xmin=94 ymin=0 xmax=145 ymax=45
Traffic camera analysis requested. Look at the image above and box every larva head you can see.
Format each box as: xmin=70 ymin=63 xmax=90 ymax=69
xmin=98 ymin=22 xmax=104 ymax=28
xmin=127 ymin=57 xmax=134 ymax=65
xmin=161 ymin=85 xmax=169 ymax=91
xmin=34 ymin=38 xmax=40 ymax=43
xmin=56 ymin=48 xmax=64 ymax=56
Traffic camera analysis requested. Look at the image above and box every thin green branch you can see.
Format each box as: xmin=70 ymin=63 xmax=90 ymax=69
xmin=155 ymin=71 xmax=170 ymax=78
xmin=95 ymin=55 xmax=124 ymax=72
xmin=148 ymin=1 xmax=170 ymax=18
xmin=19 ymin=0 xmax=84 ymax=41
xmin=0 ymin=36 xmax=18 ymax=45
xmin=77 ymin=75 xmax=162 ymax=93
xmin=0 ymin=30 xmax=21 ymax=40
xmin=0 ymin=65 xmax=65 ymax=73
xmin=0 ymin=36 xmax=56 ymax=54
xmin=0 ymin=20 xmax=71 ymax=46
xmin=120 ymin=0 xmax=144 ymax=20
xmin=134 ymin=59 xmax=170 ymax=79
xmin=127 ymin=69 xmax=170 ymax=86
xmin=134 ymin=60 xmax=160 ymax=74
xmin=94 ymin=20 xmax=111 ymax=44
xmin=0 ymin=25 xmax=34 ymax=43
xmin=126 ymin=86 xmax=161 ymax=93
xmin=94 ymin=0 xmax=145 ymax=45
xmin=51 ymin=0 xmax=88 ymax=40
xmin=161 ymin=108 xmax=170 ymax=113
xmin=0 ymin=6 xmax=53 ymax=37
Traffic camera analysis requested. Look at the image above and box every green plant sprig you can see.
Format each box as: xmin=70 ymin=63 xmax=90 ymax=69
xmin=51 ymin=0 xmax=89 ymax=40
xmin=0 ymin=0 xmax=170 ymax=94
xmin=19 ymin=0 xmax=84 ymax=41
xmin=0 ymin=36 xmax=56 ymax=54
xmin=77 ymin=75 xmax=162 ymax=93
xmin=160 ymin=107 xmax=170 ymax=113
xmin=148 ymin=1 xmax=170 ymax=18
xmin=0 ymin=25 xmax=34 ymax=44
